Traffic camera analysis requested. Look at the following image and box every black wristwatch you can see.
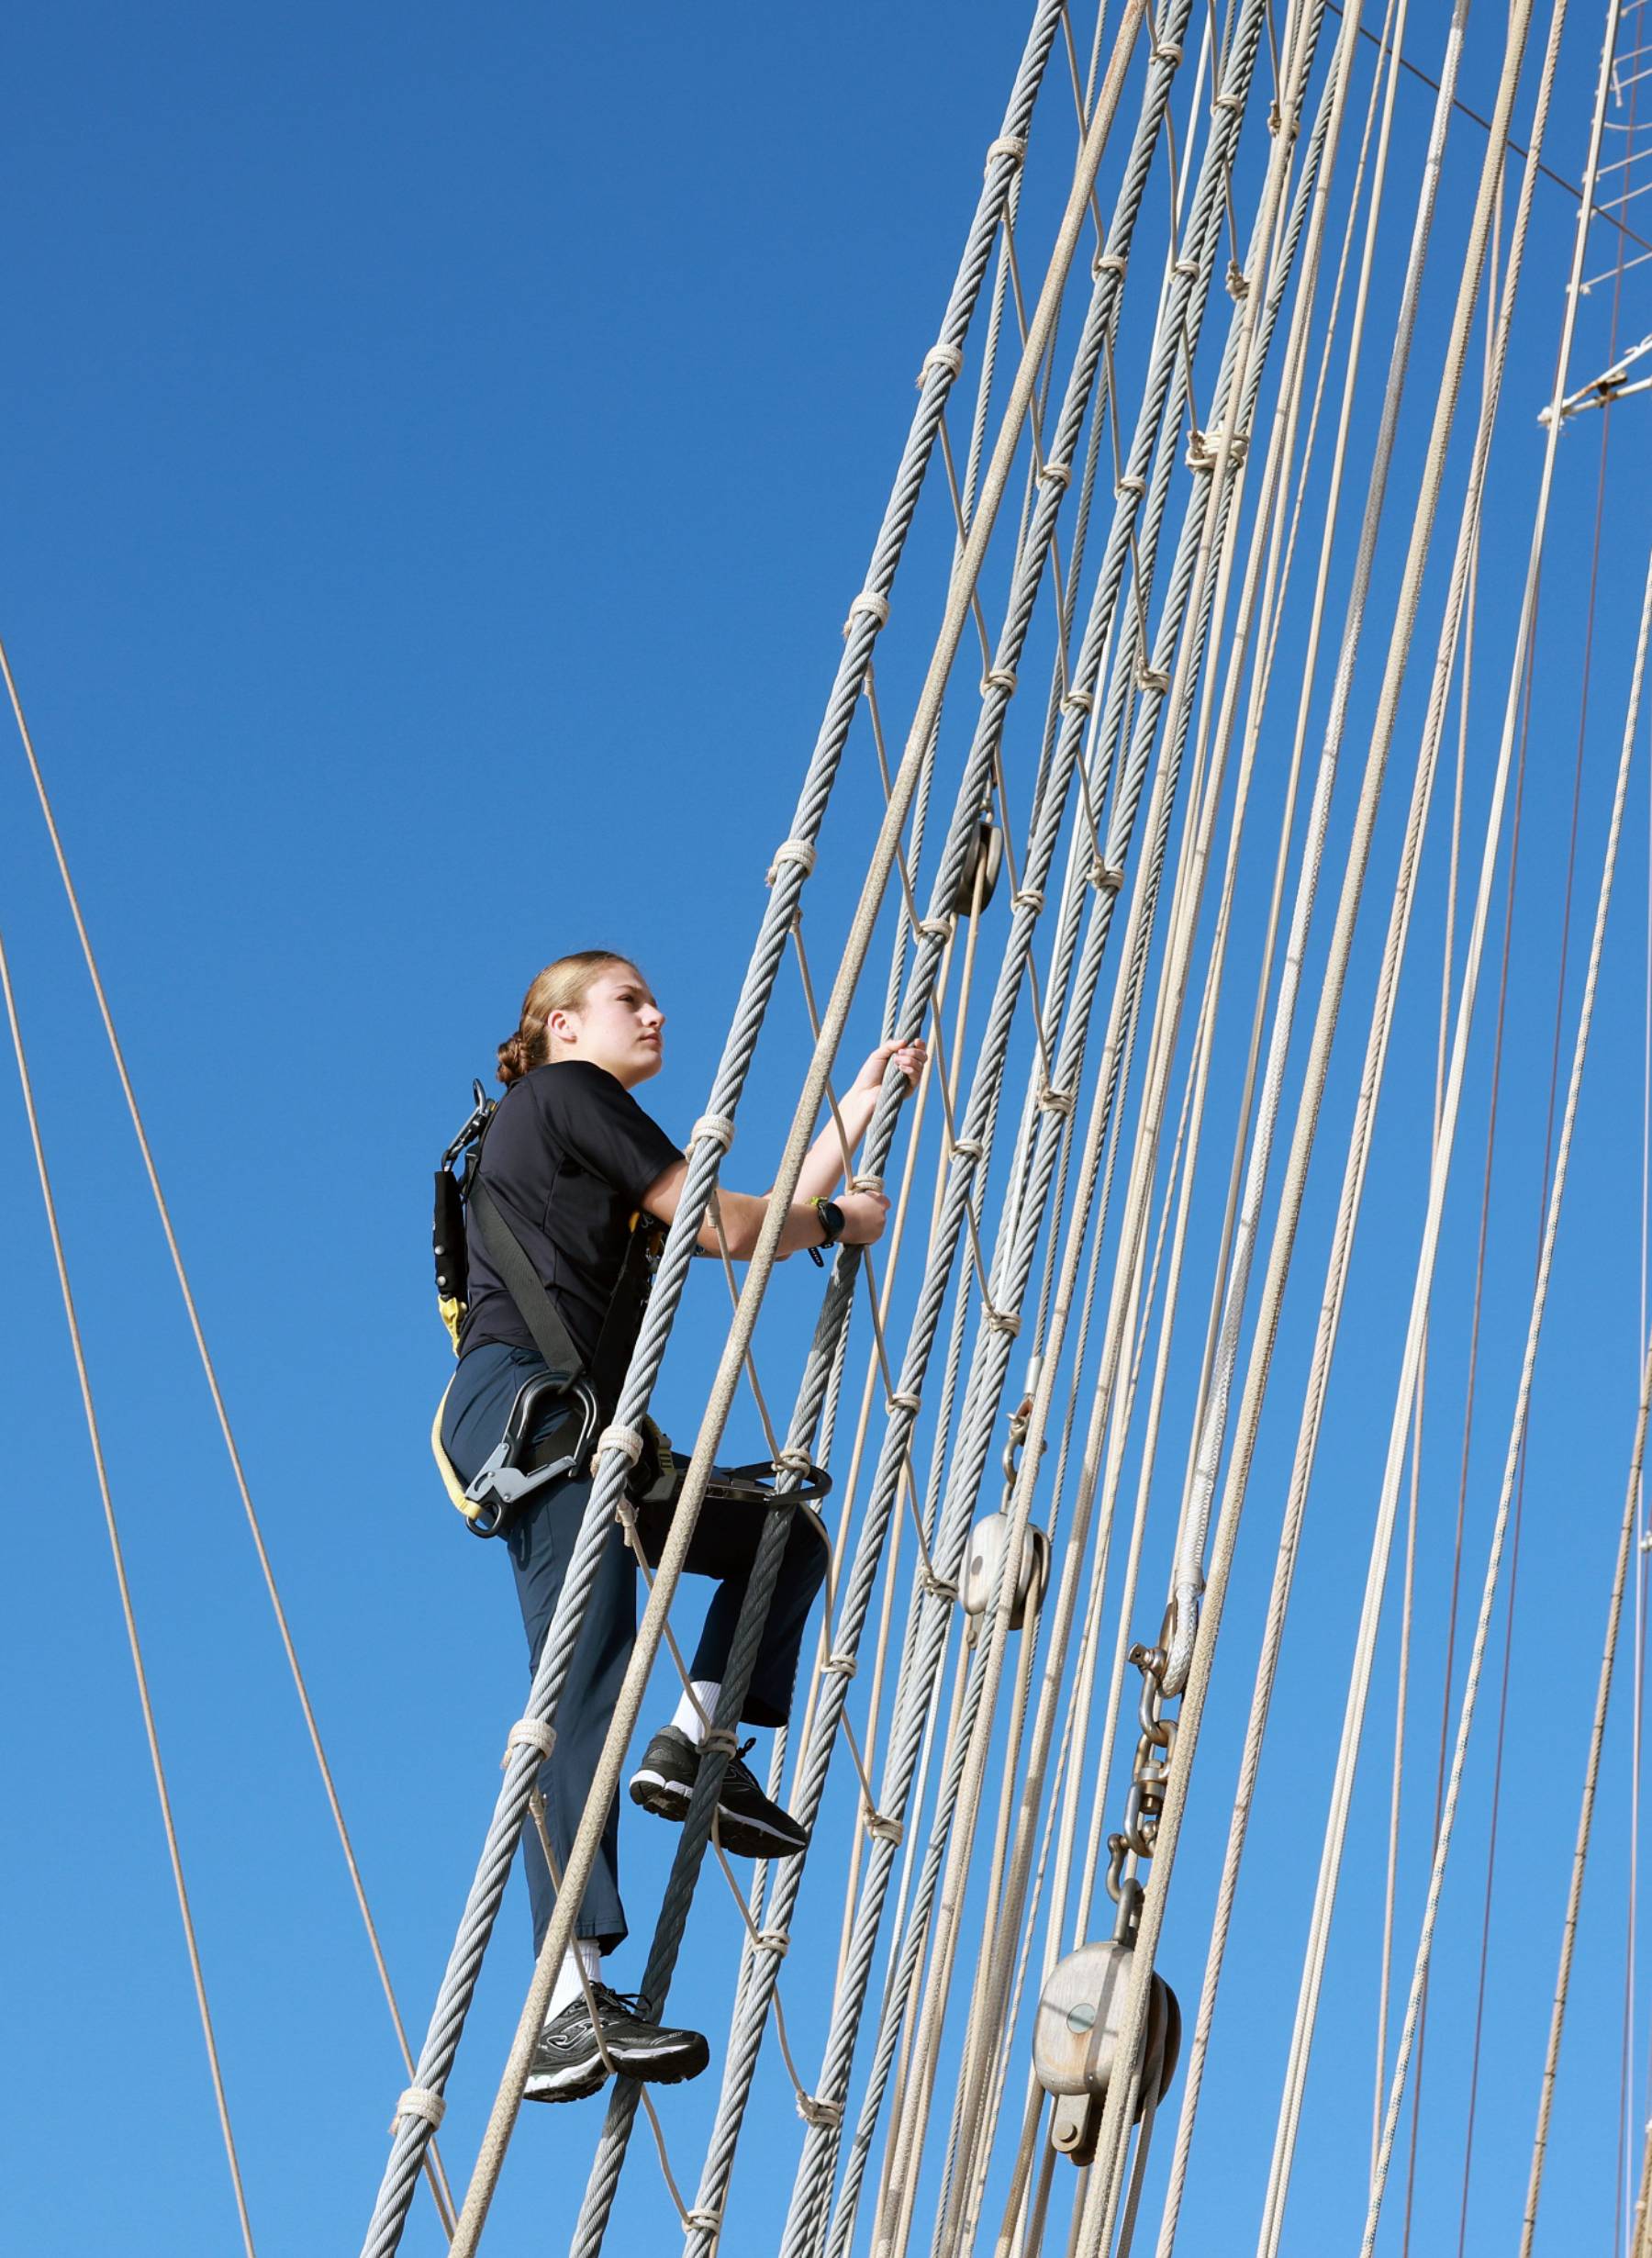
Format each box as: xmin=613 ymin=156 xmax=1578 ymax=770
xmin=808 ymin=1196 xmax=846 ymax=1267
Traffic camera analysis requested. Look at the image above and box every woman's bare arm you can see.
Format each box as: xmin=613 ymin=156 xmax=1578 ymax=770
xmin=792 ymin=1039 xmax=926 ymax=1205
xmin=640 ymin=1038 xmax=922 ymax=1260
xmin=638 ymin=1160 xmax=887 ymax=1260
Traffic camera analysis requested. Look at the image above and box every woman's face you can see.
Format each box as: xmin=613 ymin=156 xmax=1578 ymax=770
xmin=550 ymin=965 xmax=664 ymax=1088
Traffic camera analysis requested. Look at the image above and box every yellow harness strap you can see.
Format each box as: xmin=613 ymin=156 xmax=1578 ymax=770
xmin=430 ymin=1383 xmax=485 ymax=1526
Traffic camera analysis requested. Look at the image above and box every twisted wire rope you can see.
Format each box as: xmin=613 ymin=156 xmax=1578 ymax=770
xmin=1155 ymin=0 xmax=1460 ymax=1699
xmin=857 ymin=17 xmax=1345 ymax=2221
xmin=1074 ymin=0 xmax=1587 ymax=2241
xmin=843 ymin=114 xmax=1309 ymax=2230
xmin=853 ymin=101 xmax=1318 ymax=2203
xmin=665 ymin=25 xmax=1155 ymax=2250
xmin=1150 ymin=13 xmax=1559 ymax=2231
xmin=1245 ymin=8 xmax=1592 ymax=2242
xmin=938 ymin=76 xmax=1355 ymax=2205
xmin=358 ymin=10 xmax=1078 ymax=2246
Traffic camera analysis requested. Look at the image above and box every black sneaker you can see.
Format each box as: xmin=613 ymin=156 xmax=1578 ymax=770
xmin=523 ymin=1984 xmax=709 ymax=2104
xmin=630 ymin=1724 xmax=811 ymax=1860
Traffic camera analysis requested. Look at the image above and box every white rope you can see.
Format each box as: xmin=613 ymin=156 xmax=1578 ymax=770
xmin=689 ymin=18 xmax=1188 ymax=2249
xmin=0 ymin=632 xmax=458 ymax=2237
xmin=1367 ymin=525 xmax=1650 ymax=2258
xmin=1156 ymin=0 xmax=1468 ymax=1697
xmin=0 ymin=925 xmax=260 ymax=2258
xmin=1149 ymin=0 xmax=1550 ymax=2225
xmin=1070 ymin=0 xmax=1518 ymax=2233
xmin=938 ymin=48 xmax=1356 ymax=2212
xmin=593 ymin=1425 xmax=644 ymax=1469
xmin=337 ymin=1 xmax=1651 ymax=2248
xmin=853 ymin=8 xmax=1326 ymax=2221
xmin=1249 ymin=10 xmax=1607 ymax=2245
xmin=360 ymin=21 xmax=1103 ymax=2252
xmin=505 ymin=1719 xmax=556 ymax=1763
xmin=1521 ymin=1326 xmax=1652 ymax=2252
xmin=394 ymin=2088 xmax=446 ymax=2132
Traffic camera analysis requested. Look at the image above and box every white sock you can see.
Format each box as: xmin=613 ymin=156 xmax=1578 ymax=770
xmin=672 ymin=1680 xmax=723 ymax=1747
xmin=544 ymin=1937 xmax=602 ymax=2026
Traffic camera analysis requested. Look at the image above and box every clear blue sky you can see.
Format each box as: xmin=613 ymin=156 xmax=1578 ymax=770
xmin=2 ymin=6 xmax=1650 ymax=2255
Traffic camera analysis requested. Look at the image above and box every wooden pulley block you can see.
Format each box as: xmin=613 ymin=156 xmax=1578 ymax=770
xmin=952 ymin=818 xmax=1003 ymax=915
xmin=1033 ymin=1940 xmax=1181 ymax=2164
xmin=961 ymin=1511 xmax=1050 ymax=1628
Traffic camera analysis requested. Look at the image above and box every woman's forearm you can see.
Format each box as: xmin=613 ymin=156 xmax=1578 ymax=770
xmin=795 ymin=1087 xmax=876 ymax=1204
xmin=653 ymin=1045 xmax=919 ymax=1256
xmin=705 ymin=1188 xmax=833 ymax=1261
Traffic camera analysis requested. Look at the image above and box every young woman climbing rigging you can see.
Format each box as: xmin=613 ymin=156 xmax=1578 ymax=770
xmin=438 ymin=951 xmax=923 ymax=2102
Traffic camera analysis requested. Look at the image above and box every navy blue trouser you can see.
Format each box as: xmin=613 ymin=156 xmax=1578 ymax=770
xmin=441 ymin=1340 xmax=831 ymax=1955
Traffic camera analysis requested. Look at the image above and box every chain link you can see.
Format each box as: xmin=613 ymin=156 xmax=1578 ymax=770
xmin=1104 ymin=1622 xmax=1179 ymax=1945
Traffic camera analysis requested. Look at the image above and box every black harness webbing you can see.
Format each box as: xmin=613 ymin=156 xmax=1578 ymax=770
xmin=456 ymin=1139 xmax=831 ymax=1539
xmin=466 ymin=1177 xmax=586 ymax=1387
xmin=467 ymin=1165 xmax=659 ymax=1408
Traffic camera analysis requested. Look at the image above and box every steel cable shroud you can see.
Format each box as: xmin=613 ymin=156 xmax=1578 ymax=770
xmin=353 ymin=8 xmax=1081 ymax=2252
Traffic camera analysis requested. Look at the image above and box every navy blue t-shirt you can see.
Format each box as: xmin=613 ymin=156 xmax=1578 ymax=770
xmin=458 ymin=1060 xmax=682 ymax=1400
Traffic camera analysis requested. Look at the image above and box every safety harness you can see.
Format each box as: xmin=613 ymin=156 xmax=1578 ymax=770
xmin=430 ymin=1081 xmax=830 ymax=1537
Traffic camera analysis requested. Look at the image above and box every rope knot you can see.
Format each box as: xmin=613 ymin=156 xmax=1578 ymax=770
xmin=843 ymin=588 xmax=891 ymax=633
xmin=505 ymin=1717 xmax=556 ymax=1765
xmin=1038 ymin=1082 xmax=1075 ymax=1115
xmin=757 ymin=1927 xmax=791 ymax=1958
xmin=1115 ymin=472 xmax=1146 ymax=499
xmin=394 ymin=2085 xmax=446 ymax=2131
xmin=1038 ymin=459 xmax=1072 ymax=491
xmin=850 ymin=1171 xmax=883 ymax=1195
xmin=1063 ymin=686 xmax=1095 ymax=717
xmin=1093 ymin=248 xmax=1129 ymax=278
xmin=1012 ymin=886 xmax=1045 ymax=917
xmin=984 ymin=1303 xmax=1021 ymax=1338
xmin=920 ymin=341 xmax=965 ymax=386
xmin=1152 ymin=37 xmax=1184 ymax=63
xmin=865 ymin=1810 xmax=904 ymax=1846
xmin=766 ymin=836 xmax=818 ymax=886
xmin=920 ymin=1566 xmax=959 ymax=1604
xmin=983 ymin=134 xmax=1026 ymax=173
xmin=951 ymin=1136 xmax=984 ymax=1164
xmin=776 ymin=1447 xmax=816 ymax=1475
xmin=887 ymin=1389 xmax=922 ymax=1417
xmin=594 ymin=1424 xmax=644 ymax=1470
xmin=982 ymin=665 xmax=1018 ymax=699
xmin=690 ymin=1113 xmax=736 ymax=1153
xmin=1136 ymin=662 xmax=1171 ymax=696
xmin=824 ymin=1651 xmax=858 ymax=1681
xmin=798 ymin=2093 xmax=843 ymax=2129
xmin=918 ymin=914 xmax=955 ymax=945
xmin=701 ymin=1725 xmax=739 ymax=1760
xmin=1091 ymin=859 xmax=1125 ymax=893
xmin=686 ymin=2207 xmax=723 ymax=2232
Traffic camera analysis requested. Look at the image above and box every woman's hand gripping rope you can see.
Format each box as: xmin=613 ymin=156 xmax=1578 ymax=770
xmin=640 ymin=1039 xmax=925 ymax=1262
